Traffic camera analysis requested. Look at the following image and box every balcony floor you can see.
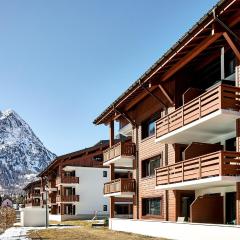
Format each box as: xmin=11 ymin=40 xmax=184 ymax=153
xmin=103 ymin=155 xmax=134 ymax=167
xmin=155 ymin=109 xmax=240 ymax=144
xmin=155 ymin=176 xmax=240 ymax=190
xmin=104 ymin=192 xmax=135 ymax=198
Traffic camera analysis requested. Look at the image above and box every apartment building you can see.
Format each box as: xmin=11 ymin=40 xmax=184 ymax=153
xmin=93 ymin=0 xmax=240 ymax=238
xmin=37 ymin=140 xmax=110 ymax=221
xmin=24 ymin=180 xmax=41 ymax=207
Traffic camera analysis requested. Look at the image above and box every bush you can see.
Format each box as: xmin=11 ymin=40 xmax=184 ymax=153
xmin=0 ymin=207 xmax=16 ymax=233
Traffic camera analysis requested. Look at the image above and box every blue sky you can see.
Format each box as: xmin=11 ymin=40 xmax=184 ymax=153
xmin=0 ymin=0 xmax=218 ymax=155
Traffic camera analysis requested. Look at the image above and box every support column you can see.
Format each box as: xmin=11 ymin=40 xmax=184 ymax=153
xmin=236 ymin=62 xmax=240 ymax=87
xmin=236 ymin=119 xmax=240 ymax=225
xmin=109 ymin=163 xmax=115 ymax=218
xmin=237 ymin=119 xmax=240 ymax=152
xmin=110 ymin=163 xmax=115 ymax=181
xmin=236 ymin=182 xmax=240 ymax=225
xmin=109 ymin=120 xmax=114 ymax=147
xmin=60 ymin=203 xmax=64 ymax=215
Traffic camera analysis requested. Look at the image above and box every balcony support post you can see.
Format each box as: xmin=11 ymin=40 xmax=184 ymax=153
xmin=114 ymin=108 xmax=136 ymax=127
xmin=109 ymin=121 xmax=114 ymax=147
xmin=110 ymin=163 xmax=115 ymax=181
xmin=182 ymin=162 xmax=184 ymax=182
xmin=223 ymin=32 xmax=240 ymax=62
xmin=167 ymin=167 xmax=170 ymax=184
xmin=110 ymin=196 xmax=115 ymax=218
xmin=199 ymin=157 xmax=202 ymax=179
xmin=236 ymin=182 xmax=240 ymax=225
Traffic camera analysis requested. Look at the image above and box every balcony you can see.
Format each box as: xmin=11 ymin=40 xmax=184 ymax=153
xmin=155 ymin=151 xmax=240 ymax=190
xmin=47 ymin=197 xmax=57 ymax=205
xmin=155 ymin=84 xmax=240 ymax=144
xmin=103 ymin=142 xmax=135 ymax=167
xmin=56 ymin=195 xmax=80 ymax=202
xmin=104 ymin=178 xmax=135 ymax=197
xmin=32 ymin=193 xmax=41 ymax=198
xmin=56 ymin=176 xmax=79 ymax=185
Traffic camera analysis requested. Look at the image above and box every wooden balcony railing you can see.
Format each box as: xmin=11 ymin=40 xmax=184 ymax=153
xmin=156 ymin=84 xmax=240 ymax=139
xmin=26 ymin=201 xmax=40 ymax=207
xmin=103 ymin=142 xmax=135 ymax=163
xmin=156 ymin=151 xmax=240 ymax=186
xmin=32 ymin=193 xmax=41 ymax=197
xmin=56 ymin=195 xmax=80 ymax=202
xmin=56 ymin=176 xmax=79 ymax=185
xmin=104 ymin=178 xmax=136 ymax=195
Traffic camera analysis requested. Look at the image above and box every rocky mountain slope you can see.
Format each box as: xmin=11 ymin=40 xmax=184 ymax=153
xmin=0 ymin=109 xmax=56 ymax=194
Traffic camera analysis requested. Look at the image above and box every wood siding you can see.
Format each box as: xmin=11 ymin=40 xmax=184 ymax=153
xmin=190 ymin=195 xmax=224 ymax=224
xmin=138 ymin=127 xmax=168 ymax=220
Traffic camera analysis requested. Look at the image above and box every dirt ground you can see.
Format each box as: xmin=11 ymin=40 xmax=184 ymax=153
xmin=28 ymin=220 xmax=166 ymax=240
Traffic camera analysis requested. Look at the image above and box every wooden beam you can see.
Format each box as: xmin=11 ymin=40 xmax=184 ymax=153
xmin=115 ymin=108 xmax=136 ymax=127
xmin=158 ymin=84 xmax=174 ymax=106
xmin=109 ymin=121 xmax=114 ymax=147
xmin=161 ymin=32 xmax=223 ymax=82
xmin=223 ymin=32 xmax=240 ymax=62
xmin=125 ymin=86 xmax=158 ymax=111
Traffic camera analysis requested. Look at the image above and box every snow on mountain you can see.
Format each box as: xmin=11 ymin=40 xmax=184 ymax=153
xmin=0 ymin=109 xmax=56 ymax=193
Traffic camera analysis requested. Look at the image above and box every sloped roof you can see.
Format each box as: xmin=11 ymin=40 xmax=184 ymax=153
xmin=93 ymin=0 xmax=238 ymax=125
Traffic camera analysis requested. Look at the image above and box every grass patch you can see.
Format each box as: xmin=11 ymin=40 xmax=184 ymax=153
xmin=28 ymin=220 xmax=166 ymax=240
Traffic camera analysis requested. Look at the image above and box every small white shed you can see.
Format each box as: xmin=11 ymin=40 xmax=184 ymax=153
xmin=21 ymin=207 xmax=49 ymax=227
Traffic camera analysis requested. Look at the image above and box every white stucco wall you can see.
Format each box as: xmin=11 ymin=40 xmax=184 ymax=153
xmin=21 ymin=208 xmax=48 ymax=227
xmin=57 ymin=166 xmax=109 ymax=217
xmin=75 ymin=167 xmax=109 ymax=215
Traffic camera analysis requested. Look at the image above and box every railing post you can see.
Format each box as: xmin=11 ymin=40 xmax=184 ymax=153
xmin=167 ymin=167 xmax=170 ymax=184
xmin=182 ymin=162 xmax=184 ymax=182
xmin=182 ymin=107 xmax=184 ymax=126
xmin=199 ymin=157 xmax=201 ymax=179
xmin=199 ymin=97 xmax=201 ymax=119
xmin=219 ymin=85 xmax=223 ymax=109
xmin=219 ymin=152 xmax=223 ymax=176
xmin=167 ymin=115 xmax=170 ymax=133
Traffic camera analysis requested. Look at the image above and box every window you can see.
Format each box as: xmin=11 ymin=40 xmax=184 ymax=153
xmin=64 ymin=171 xmax=75 ymax=177
xmin=142 ymin=198 xmax=162 ymax=216
xmin=103 ymin=205 xmax=108 ymax=211
xmin=103 ymin=171 xmax=107 ymax=178
xmin=225 ymin=52 xmax=236 ymax=78
xmin=142 ymin=155 xmax=161 ymax=178
xmin=141 ymin=112 xmax=160 ymax=139
xmin=93 ymin=155 xmax=103 ymax=161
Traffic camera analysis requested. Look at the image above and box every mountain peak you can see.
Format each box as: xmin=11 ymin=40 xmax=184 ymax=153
xmin=0 ymin=109 xmax=56 ymax=194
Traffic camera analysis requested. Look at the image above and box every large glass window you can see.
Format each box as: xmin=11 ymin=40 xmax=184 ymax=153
xmin=142 ymin=198 xmax=162 ymax=216
xmin=142 ymin=155 xmax=161 ymax=178
xmin=141 ymin=113 xmax=160 ymax=139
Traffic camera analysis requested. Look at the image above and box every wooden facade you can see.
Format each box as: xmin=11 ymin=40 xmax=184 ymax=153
xmin=94 ymin=0 xmax=240 ymax=225
xmin=23 ymin=180 xmax=41 ymax=207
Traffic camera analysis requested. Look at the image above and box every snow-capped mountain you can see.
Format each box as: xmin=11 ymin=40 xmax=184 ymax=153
xmin=0 ymin=109 xmax=56 ymax=194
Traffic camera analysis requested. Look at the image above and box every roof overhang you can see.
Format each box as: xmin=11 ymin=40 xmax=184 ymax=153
xmin=93 ymin=0 xmax=240 ymax=125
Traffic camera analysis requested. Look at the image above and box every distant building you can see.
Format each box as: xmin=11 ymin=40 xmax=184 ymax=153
xmin=35 ymin=140 xmax=112 ymax=221
xmin=1 ymin=198 xmax=13 ymax=208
